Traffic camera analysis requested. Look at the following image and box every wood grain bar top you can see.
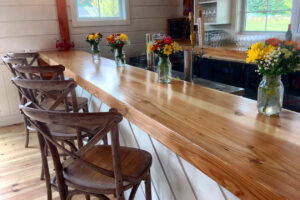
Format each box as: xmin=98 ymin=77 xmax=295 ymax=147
xmin=39 ymin=50 xmax=300 ymax=200
xmin=177 ymin=41 xmax=247 ymax=62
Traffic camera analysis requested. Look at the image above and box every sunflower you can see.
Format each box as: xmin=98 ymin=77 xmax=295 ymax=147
xmin=163 ymin=44 xmax=172 ymax=56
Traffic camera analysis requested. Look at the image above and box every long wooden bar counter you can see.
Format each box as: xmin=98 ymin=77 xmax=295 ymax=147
xmin=40 ymin=50 xmax=300 ymax=200
xmin=177 ymin=41 xmax=247 ymax=63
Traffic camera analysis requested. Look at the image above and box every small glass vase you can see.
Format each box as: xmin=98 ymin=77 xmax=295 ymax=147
xmin=115 ymin=48 xmax=126 ymax=67
xmin=257 ymin=75 xmax=284 ymax=116
xmin=157 ymin=56 xmax=172 ymax=83
xmin=91 ymin=43 xmax=100 ymax=61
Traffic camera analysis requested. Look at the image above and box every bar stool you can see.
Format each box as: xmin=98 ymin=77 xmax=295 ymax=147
xmin=20 ymin=105 xmax=152 ymax=200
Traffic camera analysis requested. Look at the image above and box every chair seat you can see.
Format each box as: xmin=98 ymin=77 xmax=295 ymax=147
xmin=40 ymin=97 xmax=88 ymax=111
xmin=63 ymin=145 xmax=152 ymax=194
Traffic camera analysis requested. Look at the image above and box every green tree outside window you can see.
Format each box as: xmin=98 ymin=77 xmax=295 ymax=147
xmin=245 ymin=0 xmax=293 ymax=32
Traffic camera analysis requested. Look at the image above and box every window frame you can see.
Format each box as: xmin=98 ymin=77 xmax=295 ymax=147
xmin=70 ymin=0 xmax=130 ymax=27
xmin=241 ymin=0 xmax=294 ymax=33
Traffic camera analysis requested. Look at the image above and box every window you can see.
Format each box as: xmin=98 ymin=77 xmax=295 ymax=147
xmin=71 ymin=0 xmax=130 ymax=27
xmin=244 ymin=0 xmax=293 ymax=32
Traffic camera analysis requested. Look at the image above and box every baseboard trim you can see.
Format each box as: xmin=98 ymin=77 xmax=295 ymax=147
xmin=0 ymin=114 xmax=24 ymax=127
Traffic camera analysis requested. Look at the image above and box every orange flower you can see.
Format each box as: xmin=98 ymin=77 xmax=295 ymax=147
xmin=106 ymin=35 xmax=115 ymax=44
xmin=285 ymin=40 xmax=299 ymax=48
xmin=152 ymin=44 xmax=159 ymax=51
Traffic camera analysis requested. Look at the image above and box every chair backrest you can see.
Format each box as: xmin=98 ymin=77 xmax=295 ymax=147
xmin=20 ymin=105 xmax=124 ymax=199
xmin=1 ymin=55 xmax=27 ymax=76
xmin=7 ymin=52 xmax=40 ymax=66
xmin=13 ymin=65 xmax=65 ymax=80
xmin=11 ymin=77 xmax=78 ymax=112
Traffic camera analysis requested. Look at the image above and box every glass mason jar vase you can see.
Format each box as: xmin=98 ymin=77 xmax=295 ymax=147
xmin=257 ymin=75 xmax=284 ymax=116
xmin=91 ymin=43 xmax=100 ymax=61
xmin=115 ymin=48 xmax=126 ymax=67
xmin=157 ymin=56 xmax=172 ymax=83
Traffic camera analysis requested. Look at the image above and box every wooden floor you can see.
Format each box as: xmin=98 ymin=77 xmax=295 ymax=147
xmin=0 ymin=123 xmax=115 ymax=200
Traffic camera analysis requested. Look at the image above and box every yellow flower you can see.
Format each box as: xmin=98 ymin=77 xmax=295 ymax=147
xmin=119 ymin=33 xmax=128 ymax=41
xmin=246 ymin=42 xmax=263 ymax=63
xmin=262 ymin=44 xmax=275 ymax=56
xmin=147 ymin=43 xmax=153 ymax=53
xmin=163 ymin=44 xmax=172 ymax=56
xmin=94 ymin=33 xmax=99 ymax=40
xmin=172 ymin=42 xmax=180 ymax=52
xmin=88 ymin=34 xmax=94 ymax=41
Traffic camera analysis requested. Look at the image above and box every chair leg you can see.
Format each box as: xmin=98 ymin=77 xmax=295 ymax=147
xmin=25 ymin=128 xmax=30 ymax=148
xmin=85 ymin=194 xmax=90 ymax=200
xmin=129 ymin=184 xmax=140 ymax=200
xmin=40 ymin=165 xmax=45 ymax=180
xmin=37 ymin=133 xmax=52 ymax=200
xmin=145 ymin=171 xmax=152 ymax=200
xmin=83 ymin=104 xmax=89 ymax=113
xmin=24 ymin=118 xmax=30 ymax=148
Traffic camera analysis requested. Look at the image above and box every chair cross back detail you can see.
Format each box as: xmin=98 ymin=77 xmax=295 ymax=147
xmin=13 ymin=65 xmax=65 ymax=81
xmin=2 ymin=56 xmax=27 ymax=76
xmin=7 ymin=52 xmax=40 ymax=66
xmin=12 ymin=77 xmax=78 ymax=112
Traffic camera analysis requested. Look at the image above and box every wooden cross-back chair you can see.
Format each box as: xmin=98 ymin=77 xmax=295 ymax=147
xmin=12 ymin=77 xmax=101 ymax=200
xmin=11 ymin=66 xmax=89 ymax=148
xmin=13 ymin=65 xmax=65 ymax=81
xmin=7 ymin=52 xmax=40 ymax=66
xmin=12 ymin=65 xmax=89 ymax=112
xmin=11 ymin=77 xmax=95 ymax=148
xmin=20 ymin=105 xmax=152 ymax=200
xmin=2 ymin=56 xmax=36 ymax=147
xmin=1 ymin=55 xmax=27 ymax=76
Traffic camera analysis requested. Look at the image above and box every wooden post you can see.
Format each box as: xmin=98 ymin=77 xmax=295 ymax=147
xmin=56 ymin=0 xmax=71 ymax=44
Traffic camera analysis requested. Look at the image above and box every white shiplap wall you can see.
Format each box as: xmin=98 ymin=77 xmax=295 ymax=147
xmin=67 ymin=0 xmax=181 ymax=59
xmin=0 ymin=0 xmax=59 ymax=126
xmin=0 ymin=0 xmax=181 ymax=126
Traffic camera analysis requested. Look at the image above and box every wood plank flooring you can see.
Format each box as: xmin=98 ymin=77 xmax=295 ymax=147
xmin=0 ymin=123 xmax=115 ymax=200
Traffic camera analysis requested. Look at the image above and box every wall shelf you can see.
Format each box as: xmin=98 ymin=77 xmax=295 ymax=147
xmin=194 ymin=0 xmax=231 ymax=25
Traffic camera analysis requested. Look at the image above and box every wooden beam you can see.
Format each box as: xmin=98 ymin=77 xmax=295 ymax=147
xmin=56 ymin=0 xmax=71 ymax=43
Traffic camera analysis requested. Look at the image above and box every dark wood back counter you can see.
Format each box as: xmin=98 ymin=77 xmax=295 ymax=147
xmin=40 ymin=50 xmax=300 ymax=200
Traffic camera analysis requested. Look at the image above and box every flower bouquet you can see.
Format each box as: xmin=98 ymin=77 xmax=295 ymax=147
xmin=147 ymin=36 xmax=180 ymax=83
xmin=106 ymin=33 xmax=129 ymax=67
xmin=56 ymin=38 xmax=75 ymax=51
xmin=246 ymin=38 xmax=300 ymax=116
xmin=86 ymin=32 xmax=103 ymax=61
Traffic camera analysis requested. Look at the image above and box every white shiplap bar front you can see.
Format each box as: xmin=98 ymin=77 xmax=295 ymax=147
xmin=75 ymin=83 xmax=239 ymax=200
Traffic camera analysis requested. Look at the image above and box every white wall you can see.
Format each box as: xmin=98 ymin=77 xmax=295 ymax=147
xmin=0 ymin=0 xmax=59 ymax=126
xmin=67 ymin=0 xmax=181 ymax=59
xmin=0 ymin=0 xmax=182 ymax=126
